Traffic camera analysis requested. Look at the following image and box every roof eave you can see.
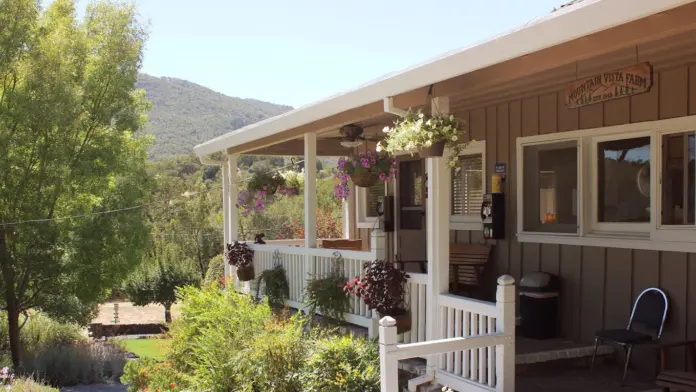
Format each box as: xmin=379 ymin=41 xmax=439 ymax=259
xmin=194 ymin=0 xmax=695 ymax=157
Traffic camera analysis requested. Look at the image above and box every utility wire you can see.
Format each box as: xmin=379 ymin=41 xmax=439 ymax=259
xmin=0 ymin=157 xmax=309 ymax=227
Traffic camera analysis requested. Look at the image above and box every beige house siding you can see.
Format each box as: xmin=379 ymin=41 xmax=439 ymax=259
xmin=449 ymin=34 xmax=696 ymax=368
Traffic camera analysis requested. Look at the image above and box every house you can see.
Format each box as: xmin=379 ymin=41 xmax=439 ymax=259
xmin=194 ymin=0 xmax=696 ymax=390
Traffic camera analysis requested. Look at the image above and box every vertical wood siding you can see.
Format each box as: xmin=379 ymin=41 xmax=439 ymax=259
xmin=449 ymin=39 xmax=696 ymax=369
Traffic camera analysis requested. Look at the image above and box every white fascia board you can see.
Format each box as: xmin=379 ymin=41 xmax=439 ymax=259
xmin=193 ymin=0 xmax=695 ymax=157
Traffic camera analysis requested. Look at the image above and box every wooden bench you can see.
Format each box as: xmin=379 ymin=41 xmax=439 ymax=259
xmin=656 ymin=340 xmax=696 ymax=391
xmin=321 ymin=239 xmax=364 ymax=251
xmin=449 ymin=243 xmax=493 ymax=298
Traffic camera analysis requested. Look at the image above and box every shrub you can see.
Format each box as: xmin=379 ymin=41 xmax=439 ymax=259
xmin=22 ymin=342 xmax=127 ymax=386
xmin=204 ymin=254 xmax=225 ymax=287
xmin=0 ymin=313 xmax=85 ymax=355
xmin=121 ymin=357 xmax=184 ymax=392
xmin=8 ymin=378 xmax=57 ymax=392
xmin=301 ymin=334 xmax=380 ymax=392
xmin=121 ymin=357 xmax=158 ymax=392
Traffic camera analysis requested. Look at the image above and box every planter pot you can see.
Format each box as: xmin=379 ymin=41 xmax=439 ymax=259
xmin=419 ymin=140 xmax=446 ymax=158
xmin=236 ymin=266 xmax=255 ymax=282
xmin=379 ymin=311 xmax=412 ymax=334
xmin=350 ymin=172 xmax=379 ymax=188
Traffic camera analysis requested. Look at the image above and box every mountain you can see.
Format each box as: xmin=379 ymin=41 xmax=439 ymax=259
xmin=136 ymin=74 xmax=293 ymax=159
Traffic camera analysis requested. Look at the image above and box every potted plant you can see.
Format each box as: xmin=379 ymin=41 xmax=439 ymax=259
xmin=333 ymin=151 xmax=396 ymax=199
xmin=236 ymin=188 xmax=272 ymax=217
xmin=255 ymin=263 xmax=289 ymax=308
xmin=247 ymin=171 xmax=285 ymax=194
xmin=225 ymin=241 xmax=255 ymax=281
xmin=344 ymin=260 xmax=411 ymax=334
xmin=378 ymin=109 xmax=468 ymax=170
xmin=278 ymin=169 xmax=302 ymax=196
xmin=304 ymin=253 xmax=350 ymax=326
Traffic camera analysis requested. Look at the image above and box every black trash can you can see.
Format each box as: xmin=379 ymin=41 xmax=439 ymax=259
xmin=519 ymin=272 xmax=560 ymax=339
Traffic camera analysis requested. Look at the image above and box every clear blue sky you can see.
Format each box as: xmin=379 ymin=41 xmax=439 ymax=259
xmin=54 ymin=0 xmax=564 ymax=108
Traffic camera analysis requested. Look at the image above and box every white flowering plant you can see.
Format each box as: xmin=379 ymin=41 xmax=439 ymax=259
xmin=378 ymin=109 xmax=467 ymax=171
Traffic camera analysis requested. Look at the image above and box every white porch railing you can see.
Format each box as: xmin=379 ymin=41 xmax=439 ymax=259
xmin=247 ymin=244 xmax=380 ymax=331
xmin=403 ymin=273 xmax=428 ymax=344
xmin=380 ymin=276 xmax=516 ymax=392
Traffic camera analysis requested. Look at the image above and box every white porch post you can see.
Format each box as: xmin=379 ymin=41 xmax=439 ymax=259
xmin=496 ymin=275 xmax=517 ymax=392
xmin=304 ymin=133 xmax=317 ymax=248
xmin=342 ymin=184 xmax=356 ymax=240
xmin=304 ymin=133 xmax=317 ymax=315
xmin=426 ymin=97 xmax=451 ymax=370
xmin=226 ymin=154 xmax=239 ymax=287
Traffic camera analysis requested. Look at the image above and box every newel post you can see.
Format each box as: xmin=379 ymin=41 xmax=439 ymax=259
xmin=495 ymin=275 xmax=516 ymax=392
xmin=379 ymin=316 xmax=399 ymax=392
xmin=368 ymin=230 xmax=387 ymax=337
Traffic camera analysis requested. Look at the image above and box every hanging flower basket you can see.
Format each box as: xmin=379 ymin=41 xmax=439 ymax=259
xmin=418 ymin=140 xmax=446 ymax=158
xmin=350 ymin=172 xmax=379 ymax=188
xmin=333 ymin=152 xmax=396 ymax=199
xmin=236 ymin=265 xmax=255 ymax=282
xmin=378 ymin=109 xmax=468 ymax=171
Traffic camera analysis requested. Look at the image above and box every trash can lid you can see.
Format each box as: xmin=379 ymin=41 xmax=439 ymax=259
xmin=519 ymin=271 xmax=560 ymax=293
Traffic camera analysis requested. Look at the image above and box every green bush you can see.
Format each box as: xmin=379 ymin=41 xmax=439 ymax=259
xmin=21 ymin=342 xmax=127 ymax=386
xmin=204 ymin=254 xmax=225 ymax=286
xmin=255 ymin=264 xmax=290 ymax=307
xmin=122 ymin=357 xmax=158 ymax=392
xmin=8 ymin=378 xmax=58 ymax=392
xmin=300 ymin=334 xmax=380 ymax=392
xmin=0 ymin=313 xmax=85 ymax=355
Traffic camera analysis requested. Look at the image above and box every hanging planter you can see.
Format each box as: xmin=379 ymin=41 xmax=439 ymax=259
xmin=418 ymin=140 xmax=446 ymax=158
xmin=333 ymin=151 xmax=396 ymax=199
xmin=349 ymin=172 xmax=379 ymax=188
xmin=247 ymin=171 xmax=286 ymax=194
xmin=378 ymin=109 xmax=468 ymax=171
xmin=225 ymin=241 xmax=255 ymax=282
xmin=344 ymin=260 xmax=411 ymax=334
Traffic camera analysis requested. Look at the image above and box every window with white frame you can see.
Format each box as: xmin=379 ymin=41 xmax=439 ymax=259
xmin=450 ymin=142 xmax=486 ymax=230
xmin=516 ymin=115 xmax=696 ymax=252
xmin=356 ymin=182 xmax=384 ymax=228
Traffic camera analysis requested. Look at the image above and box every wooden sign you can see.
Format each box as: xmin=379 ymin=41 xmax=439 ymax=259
xmin=565 ymin=62 xmax=653 ymax=109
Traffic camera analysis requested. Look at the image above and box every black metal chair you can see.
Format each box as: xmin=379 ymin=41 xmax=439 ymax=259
xmin=591 ymin=287 xmax=669 ymax=384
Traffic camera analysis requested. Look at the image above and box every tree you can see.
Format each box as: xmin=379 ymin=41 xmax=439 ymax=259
xmin=0 ymin=0 xmax=151 ymax=367
xmin=123 ymin=241 xmax=200 ymax=322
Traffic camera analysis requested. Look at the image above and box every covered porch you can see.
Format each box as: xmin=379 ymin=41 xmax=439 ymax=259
xmin=193 ymin=1 xmax=696 ymax=390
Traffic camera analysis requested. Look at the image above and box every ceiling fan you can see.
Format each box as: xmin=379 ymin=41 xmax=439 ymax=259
xmin=331 ymin=124 xmax=379 ymax=148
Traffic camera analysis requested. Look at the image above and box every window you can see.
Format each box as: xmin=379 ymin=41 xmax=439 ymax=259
xmin=356 ymin=182 xmax=384 ymax=229
xmin=452 ymin=154 xmax=484 ymax=216
xmin=516 ymin=115 xmax=696 ymax=253
xmin=521 ymin=140 xmax=578 ymax=234
xmin=450 ymin=141 xmax=486 ymax=230
xmin=660 ymin=131 xmax=695 ymax=226
xmin=399 ymin=160 xmax=424 ymax=230
xmin=366 ymin=182 xmax=385 ymax=218
xmin=593 ymin=134 xmax=651 ymax=232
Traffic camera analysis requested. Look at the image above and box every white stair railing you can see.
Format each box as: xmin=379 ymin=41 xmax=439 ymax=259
xmin=380 ymin=275 xmax=516 ymax=392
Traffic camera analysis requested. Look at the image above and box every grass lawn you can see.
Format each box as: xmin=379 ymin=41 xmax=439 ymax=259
xmin=120 ymin=338 xmax=171 ymax=361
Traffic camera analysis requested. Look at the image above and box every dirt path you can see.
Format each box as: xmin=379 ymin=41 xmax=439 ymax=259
xmin=94 ymin=301 xmax=180 ymax=324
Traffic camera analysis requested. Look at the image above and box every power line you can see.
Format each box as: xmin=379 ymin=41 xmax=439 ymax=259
xmin=0 ymin=158 xmax=309 ymax=227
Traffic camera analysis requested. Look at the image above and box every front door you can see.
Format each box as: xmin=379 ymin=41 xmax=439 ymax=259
xmin=396 ymin=158 xmax=427 ymax=272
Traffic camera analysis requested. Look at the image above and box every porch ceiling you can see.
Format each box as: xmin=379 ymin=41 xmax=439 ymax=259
xmin=194 ymin=0 xmax=696 ymax=157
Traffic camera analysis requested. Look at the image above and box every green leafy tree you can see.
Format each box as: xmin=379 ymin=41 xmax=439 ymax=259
xmin=123 ymin=241 xmax=199 ymax=323
xmin=0 ymin=0 xmax=151 ymax=367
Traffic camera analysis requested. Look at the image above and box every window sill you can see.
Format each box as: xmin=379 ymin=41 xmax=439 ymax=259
xmin=517 ymin=232 xmax=696 ymax=253
xmin=450 ymin=219 xmax=482 ymax=231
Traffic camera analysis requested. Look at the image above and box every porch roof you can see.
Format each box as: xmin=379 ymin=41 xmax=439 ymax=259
xmin=193 ymin=0 xmax=694 ymax=157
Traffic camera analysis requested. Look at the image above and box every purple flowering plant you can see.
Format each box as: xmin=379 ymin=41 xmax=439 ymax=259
xmin=236 ymin=186 xmax=274 ymax=217
xmin=333 ymin=151 xmax=397 ymax=200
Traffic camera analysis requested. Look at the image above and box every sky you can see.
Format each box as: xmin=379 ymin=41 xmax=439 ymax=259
xmin=52 ymin=0 xmax=564 ymax=108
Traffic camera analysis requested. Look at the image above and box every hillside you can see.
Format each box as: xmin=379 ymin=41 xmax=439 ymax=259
xmin=136 ymin=74 xmax=292 ymax=159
